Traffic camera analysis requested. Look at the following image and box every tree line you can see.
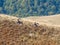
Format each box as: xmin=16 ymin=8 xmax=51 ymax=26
xmin=0 ymin=0 xmax=60 ymax=17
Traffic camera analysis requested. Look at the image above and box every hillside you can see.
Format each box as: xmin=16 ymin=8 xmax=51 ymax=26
xmin=0 ymin=14 xmax=60 ymax=45
xmin=22 ymin=14 xmax=60 ymax=26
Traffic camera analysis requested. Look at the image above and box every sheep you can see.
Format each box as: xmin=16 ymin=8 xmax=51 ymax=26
xmin=34 ymin=22 xmax=39 ymax=27
xmin=17 ymin=19 xmax=23 ymax=25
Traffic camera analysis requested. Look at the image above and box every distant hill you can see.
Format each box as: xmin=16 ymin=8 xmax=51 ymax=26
xmin=0 ymin=14 xmax=60 ymax=45
xmin=0 ymin=0 xmax=60 ymax=17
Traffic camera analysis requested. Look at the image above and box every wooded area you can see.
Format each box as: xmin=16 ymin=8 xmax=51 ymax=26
xmin=0 ymin=0 xmax=60 ymax=17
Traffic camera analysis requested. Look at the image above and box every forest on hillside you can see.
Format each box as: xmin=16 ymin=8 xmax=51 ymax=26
xmin=0 ymin=0 xmax=60 ymax=17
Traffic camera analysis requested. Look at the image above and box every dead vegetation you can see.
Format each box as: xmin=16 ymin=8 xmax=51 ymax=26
xmin=0 ymin=14 xmax=60 ymax=45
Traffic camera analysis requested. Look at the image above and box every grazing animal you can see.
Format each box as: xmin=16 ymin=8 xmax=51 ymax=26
xmin=34 ymin=22 xmax=39 ymax=27
xmin=17 ymin=19 xmax=23 ymax=24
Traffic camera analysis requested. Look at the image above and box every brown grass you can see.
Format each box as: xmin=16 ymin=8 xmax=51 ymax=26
xmin=0 ymin=14 xmax=60 ymax=45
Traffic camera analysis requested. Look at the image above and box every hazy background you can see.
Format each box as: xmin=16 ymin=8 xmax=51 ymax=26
xmin=0 ymin=0 xmax=60 ymax=17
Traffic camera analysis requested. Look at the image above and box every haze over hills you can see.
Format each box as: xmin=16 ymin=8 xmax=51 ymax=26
xmin=0 ymin=14 xmax=60 ymax=45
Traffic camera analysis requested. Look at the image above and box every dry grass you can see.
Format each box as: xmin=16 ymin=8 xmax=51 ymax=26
xmin=22 ymin=14 xmax=60 ymax=25
xmin=0 ymin=14 xmax=60 ymax=45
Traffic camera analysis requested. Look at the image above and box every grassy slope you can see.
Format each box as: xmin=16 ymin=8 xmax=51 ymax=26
xmin=22 ymin=14 xmax=60 ymax=25
xmin=0 ymin=14 xmax=60 ymax=45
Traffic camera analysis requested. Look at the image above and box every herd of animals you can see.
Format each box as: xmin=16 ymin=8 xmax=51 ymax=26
xmin=17 ymin=18 xmax=39 ymax=27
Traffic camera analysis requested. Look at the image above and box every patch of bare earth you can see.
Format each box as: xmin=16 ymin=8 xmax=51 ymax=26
xmin=0 ymin=14 xmax=60 ymax=45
